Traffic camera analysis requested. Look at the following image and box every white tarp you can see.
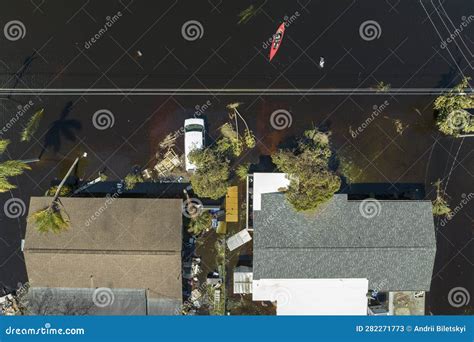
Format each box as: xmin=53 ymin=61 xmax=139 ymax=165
xmin=226 ymin=229 xmax=252 ymax=251
xmin=253 ymin=278 xmax=369 ymax=315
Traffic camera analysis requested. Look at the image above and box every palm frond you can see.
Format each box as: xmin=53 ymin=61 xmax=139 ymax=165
xmin=0 ymin=160 xmax=31 ymax=178
xmin=237 ymin=5 xmax=258 ymax=24
xmin=0 ymin=139 xmax=10 ymax=155
xmin=0 ymin=176 xmax=16 ymax=193
xmin=29 ymin=204 xmax=70 ymax=233
xmin=432 ymin=196 xmax=451 ymax=216
xmin=21 ymin=108 xmax=45 ymax=142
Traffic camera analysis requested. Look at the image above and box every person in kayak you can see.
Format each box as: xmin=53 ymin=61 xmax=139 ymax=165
xmin=269 ymin=23 xmax=286 ymax=61
xmin=273 ymin=32 xmax=282 ymax=49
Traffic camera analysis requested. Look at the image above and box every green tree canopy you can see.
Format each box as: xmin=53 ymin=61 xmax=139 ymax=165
xmin=188 ymin=104 xmax=256 ymax=197
xmin=124 ymin=173 xmax=143 ymax=190
xmin=236 ymin=163 xmax=250 ymax=181
xmin=272 ymin=129 xmax=341 ymax=211
xmin=432 ymin=179 xmax=451 ymax=217
xmin=189 ymin=147 xmax=229 ymax=199
xmin=220 ymin=123 xmax=243 ymax=156
xmin=434 ymin=77 xmax=474 ymax=136
xmin=187 ymin=211 xmax=213 ymax=236
xmin=46 ymin=185 xmax=72 ymax=197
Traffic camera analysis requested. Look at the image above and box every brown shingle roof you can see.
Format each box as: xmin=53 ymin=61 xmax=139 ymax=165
xmin=24 ymin=252 xmax=182 ymax=300
xmin=24 ymin=197 xmax=183 ymax=301
xmin=25 ymin=197 xmax=182 ymax=253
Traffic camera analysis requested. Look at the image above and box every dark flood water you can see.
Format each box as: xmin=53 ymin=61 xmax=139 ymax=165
xmin=0 ymin=0 xmax=473 ymax=314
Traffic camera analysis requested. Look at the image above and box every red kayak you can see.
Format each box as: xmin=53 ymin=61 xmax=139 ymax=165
xmin=269 ymin=23 xmax=286 ymax=62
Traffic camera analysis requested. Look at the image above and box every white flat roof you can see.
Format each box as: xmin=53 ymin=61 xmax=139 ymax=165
xmin=253 ymin=278 xmax=368 ymax=315
xmin=226 ymin=229 xmax=252 ymax=251
xmin=252 ymin=173 xmax=290 ymax=211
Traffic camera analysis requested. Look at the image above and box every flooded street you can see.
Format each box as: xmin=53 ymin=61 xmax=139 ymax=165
xmin=1 ymin=93 xmax=472 ymax=314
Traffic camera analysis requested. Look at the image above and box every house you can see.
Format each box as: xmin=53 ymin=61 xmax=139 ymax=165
xmin=250 ymin=173 xmax=437 ymax=315
xmin=24 ymin=197 xmax=183 ymax=315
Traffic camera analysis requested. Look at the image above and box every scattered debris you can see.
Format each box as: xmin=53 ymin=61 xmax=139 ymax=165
xmin=0 ymin=283 xmax=29 ymax=316
xmin=154 ymin=148 xmax=181 ymax=177
xmin=374 ymin=81 xmax=391 ymax=92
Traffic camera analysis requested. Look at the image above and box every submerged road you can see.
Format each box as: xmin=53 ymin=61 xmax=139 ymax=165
xmin=0 ymin=88 xmax=473 ymax=96
xmin=0 ymin=0 xmax=473 ymax=91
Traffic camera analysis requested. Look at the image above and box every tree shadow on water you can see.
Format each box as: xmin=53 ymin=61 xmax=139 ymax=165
xmin=7 ymin=51 xmax=38 ymax=96
xmin=436 ymin=56 xmax=462 ymax=88
xmin=39 ymin=101 xmax=81 ymax=159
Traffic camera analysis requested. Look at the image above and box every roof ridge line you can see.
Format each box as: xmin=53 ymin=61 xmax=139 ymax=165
xmin=257 ymin=246 xmax=437 ymax=249
xmin=23 ymin=249 xmax=180 ymax=255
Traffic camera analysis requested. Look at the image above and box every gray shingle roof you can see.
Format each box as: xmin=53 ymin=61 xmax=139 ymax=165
xmin=253 ymin=193 xmax=436 ymax=291
xmin=24 ymin=288 xmax=182 ymax=316
xmin=25 ymin=288 xmax=148 ymax=315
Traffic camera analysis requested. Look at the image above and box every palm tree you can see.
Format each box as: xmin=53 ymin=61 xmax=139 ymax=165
xmin=0 ymin=139 xmax=31 ymax=193
xmin=29 ymin=153 xmax=87 ymax=233
xmin=187 ymin=211 xmax=212 ymax=236
xmin=226 ymin=103 xmax=256 ymax=149
xmin=40 ymin=101 xmax=81 ymax=158
xmin=30 ymin=202 xmax=70 ymax=233
xmin=432 ymin=179 xmax=451 ymax=217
